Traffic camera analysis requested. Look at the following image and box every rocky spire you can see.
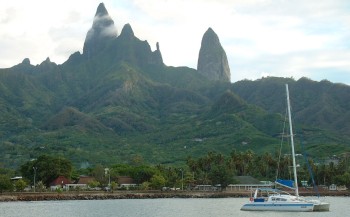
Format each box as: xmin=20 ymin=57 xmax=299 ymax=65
xmin=151 ymin=42 xmax=163 ymax=65
xmin=119 ymin=23 xmax=135 ymax=39
xmin=38 ymin=57 xmax=57 ymax=72
xmin=197 ymin=28 xmax=231 ymax=82
xmin=83 ymin=3 xmax=118 ymax=57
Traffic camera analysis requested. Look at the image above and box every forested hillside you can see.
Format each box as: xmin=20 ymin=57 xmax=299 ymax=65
xmin=0 ymin=3 xmax=349 ymax=169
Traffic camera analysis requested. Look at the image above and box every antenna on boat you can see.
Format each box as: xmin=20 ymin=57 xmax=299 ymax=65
xmin=286 ymin=84 xmax=299 ymax=197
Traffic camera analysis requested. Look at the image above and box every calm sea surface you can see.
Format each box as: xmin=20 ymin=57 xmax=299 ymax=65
xmin=0 ymin=197 xmax=348 ymax=217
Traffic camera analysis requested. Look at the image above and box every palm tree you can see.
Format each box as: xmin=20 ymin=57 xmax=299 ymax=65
xmin=243 ymin=150 xmax=255 ymax=175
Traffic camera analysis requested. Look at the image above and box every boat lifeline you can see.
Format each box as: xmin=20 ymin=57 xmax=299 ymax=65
xmin=241 ymin=84 xmax=330 ymax=212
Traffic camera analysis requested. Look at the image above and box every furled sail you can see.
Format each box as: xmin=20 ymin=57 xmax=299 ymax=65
xmin=275 ymin=179 xmax=295 ymax=189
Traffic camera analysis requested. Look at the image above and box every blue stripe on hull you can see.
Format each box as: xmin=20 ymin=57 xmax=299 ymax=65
xmin=241 ymin=203 xmax=314 ymax=212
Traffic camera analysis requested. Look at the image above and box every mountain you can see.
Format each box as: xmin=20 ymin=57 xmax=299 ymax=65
xmin=232 ymin=77 xmax=350 ymax=155
xmin=197 ymin=28 xmax=231 ymax=82
xmin=0 ymin=3 xmax=349 ymax=168
xmin=232 ymin=77 xmax=350 ymax=134
xmin=83 ymin=3 xmax=118 ymax=57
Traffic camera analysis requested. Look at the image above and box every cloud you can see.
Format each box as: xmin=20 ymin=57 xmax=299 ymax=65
xmin=230 ymin=49 xmax=350 ymax=84
xmin=0 ymin=7 xmax=16 ymax=24
xmin=0 ymin=0 xmax=102 ymax=67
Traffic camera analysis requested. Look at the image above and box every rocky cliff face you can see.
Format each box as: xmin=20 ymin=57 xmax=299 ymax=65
xmin=113 ymin=24 xmax=164 ymax=67
xmin=82 ymin=4 xmax=163 ymax=67
xmin=197 ymin=28 xmax=231 ymax=82
xmin=83 ymin=3 xmax=118 ymax=58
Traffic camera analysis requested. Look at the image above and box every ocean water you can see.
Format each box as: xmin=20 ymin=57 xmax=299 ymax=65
xmin=0 ymin=197 xmax=347 ymax=217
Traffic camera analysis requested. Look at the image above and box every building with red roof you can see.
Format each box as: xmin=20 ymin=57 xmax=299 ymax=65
xmin=50 ymin=176 xmax=71 ymax=191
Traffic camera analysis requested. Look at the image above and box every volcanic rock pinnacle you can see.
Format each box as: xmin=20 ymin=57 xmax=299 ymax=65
xmin=197 ymin=28 xmax=231 ymax=82
xmin=83 ymin=3 xmax=118 ymax=57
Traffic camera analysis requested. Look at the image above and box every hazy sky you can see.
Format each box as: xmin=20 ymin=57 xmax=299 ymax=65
xmin=1 ymin=0 xmax=349 ymax=84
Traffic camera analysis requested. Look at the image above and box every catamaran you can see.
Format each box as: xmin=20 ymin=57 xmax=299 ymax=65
xmin=241 ymin=84 xmax=330 ymax=212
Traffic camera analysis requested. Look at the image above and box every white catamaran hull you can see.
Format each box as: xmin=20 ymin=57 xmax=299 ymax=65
xmin=241 ymin=202 xmax=314 ymax=212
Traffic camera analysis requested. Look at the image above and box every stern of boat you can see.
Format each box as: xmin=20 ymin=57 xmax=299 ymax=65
xmin=313 ymin=202 xmax=330 ymax=212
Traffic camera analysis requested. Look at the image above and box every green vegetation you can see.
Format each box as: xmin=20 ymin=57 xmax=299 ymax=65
xmin=20 ymin=155 xmax=73 ymax=186
xmin=0 ymin=71 xmax=349 ymax=169
xmin=14 ymin=179 xmax=27 ymax=192
xmin=0 ymin=23 xmax=349 ymax=171
xmin=0 ymin=149 xmax=349 ymax=194
xmin=0 ymin=175 xmax=13 ymax=193
xmin=150 ymin=174 xmax=166 ymax=190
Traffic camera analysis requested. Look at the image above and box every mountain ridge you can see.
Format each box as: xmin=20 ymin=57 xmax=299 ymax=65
xmin=0 ymin=3 xmax=349 ymax=168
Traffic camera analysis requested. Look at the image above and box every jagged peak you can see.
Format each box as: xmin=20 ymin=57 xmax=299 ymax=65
xmin=201 ymin=27 xmax=220 ymax=48
xmin=10 ymin=58 xmax=34 ymax=72
xmin=119 ymin=23 xmax=135 ymax=38
xmin=89 ymin=3 xmax=117 ymax=38
xmin=205 ymin=27 xmax=215 ymax=35
xmin=95 ymin=2 xmax=109 ymax=17
xmin=22 ymin=58 xmax=31 ymax=65
xmin=65 ymin=51 xmax=82 ymax=65
xmin=197 ymin=27 xmax=231 ymax=82
xmin=83 ymin=3 xmax=118 ymax=56
xmin=39 ymin=57 xmax=50 ymax=66
xmin=39 ymin=57 xmax=57 ymax=67
xmin=82 ymin=3 xmax=164 ymax=66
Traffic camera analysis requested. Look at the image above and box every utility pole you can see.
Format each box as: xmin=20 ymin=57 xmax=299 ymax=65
xmin=181 ymin=169 xmax=184 ymax=191
xmin=105 ymin=168 xmax=111 ymax=189
xmin=33 ymin=167 xmax=37 ymax=192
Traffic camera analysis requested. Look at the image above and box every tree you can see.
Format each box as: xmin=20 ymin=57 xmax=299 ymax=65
xmin=150 ymin=174 xmax=166 ymax=190
xmin=92 ymin=164 xmax=106 ymax=185
xmin=229 ymin=150 xmax=244 ymax=175
xmin=335 ymin=172 xmax=350 ymax=187
xmin=131 ymin=165 xmax=157 ymax=184
xmin=131 ymin=155 xmax=144 ymax=166
xmin=260 ymin=152 xmax=276 ymax=179
xmin=20 ymin=155 xmax=73 ymax=187
xmin=163 ymin=167 xmax=179 ymax=188
xmin=110 ymin=181 xmax=118 ymax=192
xmin=0 ymin=166 xmax=15 ymax=178
xmin=140 ymin=181 xmax=150 ymax=190
xmin=36 ymin=181 xmax=46 ymax=192
xmin=243 ymin=150 xmax=255 ymax=175
xmin=0 ymin=175 xmax=13 ymax=193
xmin=88 ymin=180 xmax=100 ymax=189
xmin=184 ymin=171 xmax=195 ymax=189
xmin=209 ymin=164 xmax=233 ymax=189
xmin=15 ymin=179 xmax=27 ymax=192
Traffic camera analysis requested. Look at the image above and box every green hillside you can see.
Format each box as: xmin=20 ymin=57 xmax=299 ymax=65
xmin=0 ymin=5 xmax=349 ymax=169
xmin=1 ymin=60 xmax=349 ymax=169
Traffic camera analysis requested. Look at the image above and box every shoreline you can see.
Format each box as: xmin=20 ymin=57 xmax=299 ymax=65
xmin=1 ymin=190 xmax=349 ymax=202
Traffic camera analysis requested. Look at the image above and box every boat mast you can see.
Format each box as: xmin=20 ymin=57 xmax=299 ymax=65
xmin=286 ymin=84 xmax=299 ymax=197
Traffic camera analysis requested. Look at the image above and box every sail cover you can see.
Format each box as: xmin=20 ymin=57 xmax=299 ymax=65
xmin=275 ymin=179 xmax=295 ymax=189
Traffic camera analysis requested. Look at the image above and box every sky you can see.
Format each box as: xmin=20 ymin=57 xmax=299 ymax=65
xmin=1 ymin=0 xmax=350 ymax=84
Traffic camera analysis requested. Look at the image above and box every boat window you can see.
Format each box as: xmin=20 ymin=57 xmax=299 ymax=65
xmin=274 ymin=198 xmax=287 ymax=201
